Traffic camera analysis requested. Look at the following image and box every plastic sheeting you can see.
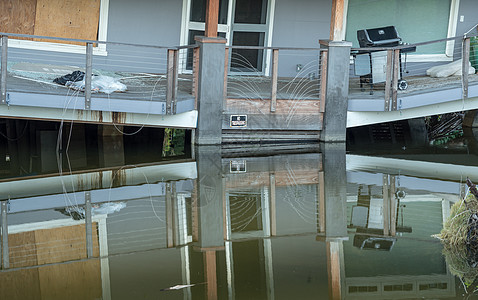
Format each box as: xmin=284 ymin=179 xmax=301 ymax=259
xmin=54 ymin=71 xmax=127 ymax=94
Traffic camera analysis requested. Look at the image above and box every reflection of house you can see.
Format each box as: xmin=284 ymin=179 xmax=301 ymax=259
xmin=1 ymin=217 xmax=107 ymax=300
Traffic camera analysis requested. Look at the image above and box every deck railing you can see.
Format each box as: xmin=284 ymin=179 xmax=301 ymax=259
xmin=349 ymin=33 xmax=478 ymax=111
xmin=223 ymin=46 xmax=327 ymax=131
xmin=0 ymin=32 xmax=196 ymax=115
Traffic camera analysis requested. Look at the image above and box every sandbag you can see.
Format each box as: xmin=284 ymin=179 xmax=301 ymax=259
xmin=427 ymin=59 xmax=475 ymax=78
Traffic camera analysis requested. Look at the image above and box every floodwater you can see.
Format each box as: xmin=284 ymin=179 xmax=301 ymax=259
xmin=1 ymin=125 xmax=478 ymax=299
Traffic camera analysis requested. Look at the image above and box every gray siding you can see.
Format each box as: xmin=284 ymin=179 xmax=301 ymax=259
xmin=107 ymin=0 xmax=183 ymax=46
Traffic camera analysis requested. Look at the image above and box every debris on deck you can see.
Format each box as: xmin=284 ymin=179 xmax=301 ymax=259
xmin=54 ymin=71 xmax=127 ymax=94
xmin=426 ymin=59 xmax=476 ymax=78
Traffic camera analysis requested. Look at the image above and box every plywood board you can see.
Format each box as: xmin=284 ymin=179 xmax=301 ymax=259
xmin=0 ymin=268 xmax=41 ymax=300
xmin=0 ymin=0 xmax=37 ymax=40
xmin=38 ymin=260 xmax=102 ymax=300
xmin=34 ymin=0 xmax=100 ymax=45
xmin=8 ymin=231 xmax=38 ymax=268
xmin=35 ymin=223 xmax=99 ymax=265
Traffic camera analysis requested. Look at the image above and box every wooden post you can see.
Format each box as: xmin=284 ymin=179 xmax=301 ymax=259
xmin=166 ymin=182 xmax=174 ymax=248
xmin=1 ymin=36 xmax=7 ymax=105
xmin=205 ymin=0 xmax=219 ymax=38
xmin=390 ymin=175 xmax=397 ymax=236
xmin=319 ymin=50 xmax=328 ymax=113
xmin=85 ymin=42 xmax=93 ymax=110
xmin=318 ymin=171 xmax=325 ymax=233
xmin=192 ymin=180 xmax=199 ymax=242
xmin=391 ymin=49 xmax=400 ymax=111
xmin=1 ymin=201 xmax=9 ymax=269
xmin=463 ymin=37 xmax=470 ymax=100
xmin=223 ymin=178 xmax=228 ymax=240
xmin=384 ymin=50 xmax=393 ymax=111
xmin=166 ymin=49 xmax=178 ymax=115
xmin=269 ymin=173 xmax=277 ymax=236
xmin=85 ymin=191 xmax=94 ymax=258
xmin=326 ymin=241 xmax=344 ymax=300
xmin=193 ymin=47 xmax=200 ymax=110
xmin=204 ymin=250 xmax=218 ymax=300
xmin=224 ymin=47 xmax=229 ymax=110
xmin=382 ymin=175 xmax=390 ymax=236
xmin=270 ymin=49 xmax=279 ymax=113
xmin=330 ymin=0 xmax=346 ymax=41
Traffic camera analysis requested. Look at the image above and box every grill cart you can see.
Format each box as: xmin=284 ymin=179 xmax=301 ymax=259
xmin=354 ymin=26 xmax=416 ymax=94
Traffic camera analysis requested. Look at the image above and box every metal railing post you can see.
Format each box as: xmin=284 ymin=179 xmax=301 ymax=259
xmin=270 ymin=49 xmax=279 ymax=113
xmin=463 ymin=37 xmax=470 ymax=100
xmin=1 ymin=36 xmax=8 ymax=105
xmin=166 ymin=49 xmax=178 ymax=115
xmin=85 ymin=42 xmax=93 ymax=110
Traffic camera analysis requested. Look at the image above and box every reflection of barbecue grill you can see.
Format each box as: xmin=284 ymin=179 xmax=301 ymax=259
xmin=354 ymin=26 xmax=416 ymax=94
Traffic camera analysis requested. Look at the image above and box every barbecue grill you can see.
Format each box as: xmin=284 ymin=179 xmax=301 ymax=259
xmin=354 ymin=26 xmax=416 ymax=94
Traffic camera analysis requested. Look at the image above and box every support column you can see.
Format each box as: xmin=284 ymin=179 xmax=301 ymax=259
xmin=194 ymin=145 xmax=224 ymax=248
xmin=319 ymin=40 xmax=352 ymax=142
xmin=320 ymin=143 xmax=347 ymax=300
xmin=194 ymin=37 xmax=227 ymax=145
xmin=194 ymin=146 xmax=224 ymax=299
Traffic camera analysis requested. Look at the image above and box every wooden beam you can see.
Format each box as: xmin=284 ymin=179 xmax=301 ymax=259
xmin=204 ymin=251 xmax=218 ymax=300
xmin=270 ymin=49 xmax=279 ymax=112
xmin=330 ymin=0 xmax=345 ymax=41
xmin=205 ymin=0 xmax=219 ymax=38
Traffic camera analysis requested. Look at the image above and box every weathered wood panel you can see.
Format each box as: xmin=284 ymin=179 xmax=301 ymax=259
xmin=34 ymin=0 xmax=101 ymax=45
xmin=226 ymin=98 xmax=321 ymax=115
xmin=1 ymin=223 xmax=102 ymax=300
xmin=8 ymin=231 xmax=38 ymax=268
xmin=0 ymin=268 xmax=41 ymax=300
xmin=38 ymin=260 xmax=102 ymax=300
xmin=0 ymin=0 xmax=37 ymax=40
xmin=35 ymin=223 xmax=99 ymax=264
xmin=226 ymin=170 xmax=321 ymax=189
xmin=223 ymin=113 xmax=323 ymax=130
xmin=224 ymin=98 xmax=322 ymax=130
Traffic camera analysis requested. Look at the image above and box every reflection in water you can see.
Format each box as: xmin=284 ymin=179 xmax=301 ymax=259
xmin=3 ymin=135 xmax=478 ymax=299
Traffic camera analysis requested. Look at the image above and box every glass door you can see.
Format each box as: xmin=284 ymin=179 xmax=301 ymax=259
xmin=181 ymin=0 xmax=273 ymax=73
xmin=229 ymin=0 xmax=271 ymax=73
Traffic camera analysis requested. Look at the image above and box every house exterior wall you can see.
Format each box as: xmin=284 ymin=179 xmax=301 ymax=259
xmin=107 ymin=0 xmax=183 ymax=46
xmin=456 ymin=0 xmax=478 ymax=36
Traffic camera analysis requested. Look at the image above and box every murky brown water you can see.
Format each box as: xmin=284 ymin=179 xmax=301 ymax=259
xmin=2 ymin=125 xmax=478 ymax=299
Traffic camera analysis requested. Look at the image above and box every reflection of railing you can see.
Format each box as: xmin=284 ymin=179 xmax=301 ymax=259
xmin=349 ymin=34 xmax=478 ymax=111
xmin=0 ymin=32 xmax=197 ymax=115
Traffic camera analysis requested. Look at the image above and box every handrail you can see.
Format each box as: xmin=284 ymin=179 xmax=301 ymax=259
xmin=226 ymin=45 xmax=323 ymax=51
xmin=464 ymin=23 xmax=478 ymax=37
xmin=352 ymin=33 xmax=478 ymax=52
xmin=0 ymin=31 xmax=174 ymax=49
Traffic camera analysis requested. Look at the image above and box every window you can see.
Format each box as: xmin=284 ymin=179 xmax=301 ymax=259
xmin=2 ymin=0 xmax=109 ymax=55
xmin=344 ymin=0 xmax=460 ymax=61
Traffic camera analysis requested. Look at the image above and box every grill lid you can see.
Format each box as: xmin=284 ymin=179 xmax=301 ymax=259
xmin=357 ymin=26 xmax=401 ymax=47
